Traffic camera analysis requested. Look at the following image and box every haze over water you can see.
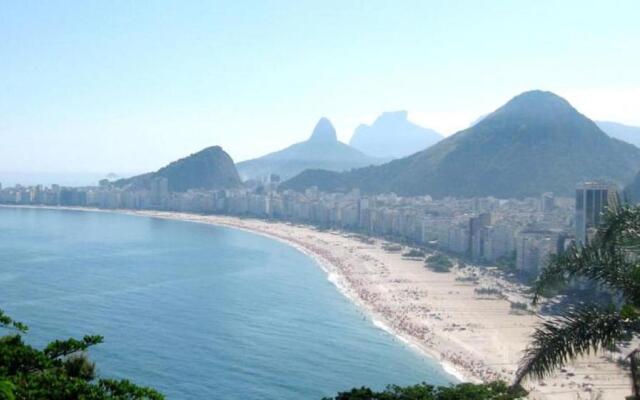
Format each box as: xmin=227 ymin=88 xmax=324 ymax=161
xmin=0 ymin=207 xmax=455 ymax=399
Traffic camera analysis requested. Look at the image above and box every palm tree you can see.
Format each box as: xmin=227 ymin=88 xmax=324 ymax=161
xmin=514 ymin=204 xmax=640 ymax=397
xmin=0 ymin=380 xmax=15 ymax=400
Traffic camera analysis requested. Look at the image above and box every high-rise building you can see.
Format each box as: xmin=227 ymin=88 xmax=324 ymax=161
xmin=516 ymin=230 xmax=558 ymax=274
xmin=541 ymin=192 xmax=555 ymax=213
xmin=150 ymin=177 xmax=169 ymax=207
xmin=575 ymin=182 xmax=618 ymax=245
xmin=482 ymin=225 xmax=514 ymax=262
xmin=469 ymin=212 xmax=491 ymax=260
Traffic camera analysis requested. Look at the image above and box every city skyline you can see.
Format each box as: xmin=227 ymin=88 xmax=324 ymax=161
xmin=0 ymin=175 xmax=579 ymax=279
xmin=2 ymin=1 xmax=640 ymax=175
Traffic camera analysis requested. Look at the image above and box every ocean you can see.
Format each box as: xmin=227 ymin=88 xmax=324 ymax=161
xmin=0 ymin=207 xmax=455 ymax=399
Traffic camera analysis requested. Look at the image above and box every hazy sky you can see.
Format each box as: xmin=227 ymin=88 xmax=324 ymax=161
xmin=1 ymin=0 xmax=639 ymax=176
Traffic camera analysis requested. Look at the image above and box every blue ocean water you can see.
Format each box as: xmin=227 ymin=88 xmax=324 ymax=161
xmin=0 ymin=207 xmax=455 ymax=399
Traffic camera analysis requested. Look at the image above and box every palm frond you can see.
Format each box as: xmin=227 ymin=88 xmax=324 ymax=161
xmin=0 ymin=380 xmax=15 ymax=400
xmin=597 ymin=204 xmax=640 ymax=253
xmin=532 ymin=245 xmax=640 ymax=305
xmin=514 ymin=305 xmax=634 ymax=385
xmin=532 ymin=204 xmax=640 ymax=306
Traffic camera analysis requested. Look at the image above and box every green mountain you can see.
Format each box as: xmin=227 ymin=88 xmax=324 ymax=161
xmin=624 ymin=171 xmax=640 ymax=203
xmin=349 ymin=111 xmax=442 ymax=159
xmin=236 ymin=118 xmax=385 ymax=181
xmin=115 ymin=146 xmax=242 ymax=192
xmin=596 ymin=121 xmax=640 ymax=148
xmin=282 ymin=91 xmax=640 ymax=198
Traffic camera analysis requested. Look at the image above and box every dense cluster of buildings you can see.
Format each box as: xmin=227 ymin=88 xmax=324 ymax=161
xmin=0 ymin=178 xmax=618 ymax=276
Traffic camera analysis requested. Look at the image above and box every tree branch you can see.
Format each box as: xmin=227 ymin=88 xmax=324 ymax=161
xmin=43 ymin=335 xmax=104 ymax=360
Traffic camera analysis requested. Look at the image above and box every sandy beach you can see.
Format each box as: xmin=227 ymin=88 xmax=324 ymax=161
xmin=2 ymin=205 xmax=630 ymax=399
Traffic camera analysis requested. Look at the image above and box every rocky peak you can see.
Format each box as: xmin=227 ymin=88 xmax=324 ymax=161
xmin=308 ymin=117 xmax=337 ymax=143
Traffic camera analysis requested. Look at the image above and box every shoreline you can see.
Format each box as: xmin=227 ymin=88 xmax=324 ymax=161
xmin=123 ymin=209 xmax=474 ymax=383
xmin=1 ymin=205 xmax=473 ymax=381
xmin=1 ymin=205 xmax=630 ymax=399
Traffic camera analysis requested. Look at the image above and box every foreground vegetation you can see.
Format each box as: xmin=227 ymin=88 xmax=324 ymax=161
xmin=323 ymin=382 xmax=525 ymax=400
xmin=0 ymin=310 xmax=163 ymax=400
xmin=516 ymin=204 xmax=640 ymax=397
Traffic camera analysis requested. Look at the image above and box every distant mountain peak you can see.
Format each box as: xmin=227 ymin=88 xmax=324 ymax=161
xmin=491 ymin=90 xmax=575 ymax=118
xmin=285 ymin=90 xmax=640 ymax=198
xmin=236 ymin=116 xmax=383 ymax=181
xmin=115 ymin=145 xmax=242 ymax=192
xmin=196 ymin=145 xmax=224 ymax=154
xmin=469 ymin=91 xmax=571 ymax=129
xmin=597 ymin=121 xmax=640 ymax=148
xmin=309 ymin=117 xmax=337 ymax=143
xmin=508 ymin=90 xmax=568 ymax=104
xmin=349 ymin=111 xmax=442 ymax=159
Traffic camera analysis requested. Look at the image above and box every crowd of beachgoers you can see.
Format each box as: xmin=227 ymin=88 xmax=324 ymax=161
xmin=295 ymin=237 xmax=510 ymax=383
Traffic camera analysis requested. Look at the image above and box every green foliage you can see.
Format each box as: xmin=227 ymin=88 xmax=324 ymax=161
xmin=403 ymin=249 xmax=426 ymax=259
xmin=0 ymin=310 xmax=27 ymax=334
xmin=516 ymin=204 xmax=640 ymax=396
xmin=322 ymin=381 xmax=525 ymax=400
xmin=115 ymin=146 xmax=242 ymax=192
xmin=517 ymin=305 xmax=632 ymax=384
xmin=495 ymin=252 xmax=516 ymax=272
xmin=63 ymin=354 xmax=97 ymax=381
xmin=625 ymin=170 xmax=640 ymax=204
xmin=425 ymin=254 xmax=453 ymax=273
xmin=0 ymin=312 xmax=163 ymax=400
xmin=44 ymin=335 xmax=104 ymax=359
xmin=0 ymin=380 xmax=14 ymax=400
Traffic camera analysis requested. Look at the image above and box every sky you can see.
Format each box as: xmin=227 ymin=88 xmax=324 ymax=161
xmin=1 ymin=0 xmax=639 ymax=179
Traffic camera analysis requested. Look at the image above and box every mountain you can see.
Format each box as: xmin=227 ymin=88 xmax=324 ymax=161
xmin=115 ymin=146 xmax=242 ymax=192
xmin=596 ymin=121 xmax=640 ymax=148
xmin=624 ymin=171 xmax=640 ymax=203
xmin=349 ymin=111 xmax=442 ymax=158
xmin=282 ymin=91 xmax=640 ymax=198
xmin=236 ymin=118 xmax=384 ymax=181
xmin=468 ymin=113 xmax=488 ymax=128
